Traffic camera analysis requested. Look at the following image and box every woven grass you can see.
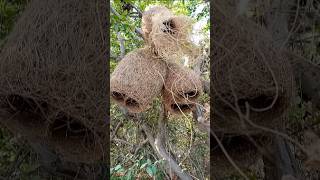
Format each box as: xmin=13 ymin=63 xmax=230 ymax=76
xmin=110 ymin=47 xmax=167 ymax=113
xmin=162 ymin=63 xmax=202 ymax=115
xmin=211 ymin=135 xmax=270 ymax=177
xmin=0 ymin=0 xmax=108 ymax=163
xmin=142 ymin=6 xmax=199 ymax=65
xmin=162 ymin=88 xmax=195 ymax=115
xmin=212 ymin=3 xmax=295 ymax=134
xmin=141 ymin=6 xmax=173 ymax=43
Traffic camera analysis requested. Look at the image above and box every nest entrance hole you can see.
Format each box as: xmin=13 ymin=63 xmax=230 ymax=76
xmin=111 ymin=91 xmax=126 ymax=101
xmin=171 ymin=103 xmax=194 ymax=112
xmin=237 ymin=95 xmax=275 ymax=110
xmin=162 ymin=19 xmax=175 ymax=34
xmin=50 ymin=114 xmax=95 ymax=145
xmin=125 ymin=98 xmax=140 ymax=108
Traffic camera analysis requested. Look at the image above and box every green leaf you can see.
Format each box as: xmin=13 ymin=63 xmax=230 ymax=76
xmin=125 ymin=169 xmax=133 ymax=180
xmin=139 ymin=162 xmax=148 ymax=169
xmin=146 ymin=165 xmax=157 ymax=177
xmin=114 ymin=164 xmax=122 ymax=171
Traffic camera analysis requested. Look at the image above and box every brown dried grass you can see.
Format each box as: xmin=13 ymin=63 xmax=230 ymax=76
xmin=211 ymin=135 xmax=270 ymax=177
xmin=142 ymin=5 xmax=199 ymax=65
xmin=162 ymin=63 xmax=202 ymax=115
xmin=212 ymin=3 xmax=295 ymax=134
xmin=141 ymin=6 xmax=173 ymax=43
xmin=0 ymin=0 xmax=108 ymax=163
xmin=110 ymin=47 xmax=167 ymax=113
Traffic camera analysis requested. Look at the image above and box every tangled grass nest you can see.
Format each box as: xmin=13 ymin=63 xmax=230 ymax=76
xmin=0 ymin=0 xmax=108 ymax=163
xmin=142 ymin=6 xmax=200 ymax=65
xmin=163 ymin=63 xmax=203 ymax=115
xmin=212 ymin=2 xmax=295 ymax=135
xmin=111 ymin=47 xmax=167 ymax=113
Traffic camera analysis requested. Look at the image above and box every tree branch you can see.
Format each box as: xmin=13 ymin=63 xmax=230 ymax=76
xmin=140 ymin=106 xmax=193 ymax=180
xmin=116 ymin=32 xmax=125 ymax=61
xmin=110 ymin=5 xmax=143 ymax=38
xmin=192 ymin=105 xmax=210 ymax=134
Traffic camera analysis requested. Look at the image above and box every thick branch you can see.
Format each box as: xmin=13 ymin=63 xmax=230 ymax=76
xmin=141 ymin=107 xmax=193 ymax=180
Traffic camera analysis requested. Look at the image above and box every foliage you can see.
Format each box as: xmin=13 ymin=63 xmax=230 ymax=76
xmin=0 ymin=0 xmax=28 ymax=41
xmin=110 ymin=0 xmax=209 ymax=61
xmin=110 ymin=0 xmax=210 ymax=179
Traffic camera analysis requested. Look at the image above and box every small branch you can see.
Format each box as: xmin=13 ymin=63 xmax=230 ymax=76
xmin=135 ymin=28 xmax=143 ymax=37
xmin=129 ymin=3 xmax=143 ymax=18
xmin=192 ymin=105 xmax=210 ymax=133
xmin=134 ymin=139 xmax=149 ymax=155
xmin=111 ymin=5 xmax=143 ymax=38
xmin=111 ymin=121 xmax=123 ymax=140
xmin=112 ymin=138 xmax=133 ymax=146
xmin=202 ymin=79 xmax=210 ymax=94
xmin=110 ymin=6 xmax=121 ymax=17
xmin=117 ymin=32 xmax=125 ymax=61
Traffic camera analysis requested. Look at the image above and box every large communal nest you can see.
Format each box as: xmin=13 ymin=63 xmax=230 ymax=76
xmin=110 ymin=47 xmax=167 ymax=113
xmin=0 ymin=0 xmax=108 ymax=163
xmin=212 ymin=5 xmax=295 ymax=135
xmin=142 ymin=6 xmax=199 ymax=65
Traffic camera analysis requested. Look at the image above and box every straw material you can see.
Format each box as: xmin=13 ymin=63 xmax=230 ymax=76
xmin=142 ymin=6 xmax=199 ymax=65
xmin=162 ymin=63 xmax=202 ymax=115
xmin=212 ymin=4 xmax=294 ymax=134
xmin=141 ymin=6 xmax=173 ymax=42
xmin=163 ymin=89 xmax=195 ymax=115
xmin=110 ymin=47 xmax=167 ymax=113
xmin=165 ymin=63 xmax=202 ymax=101
xmin=211 ymin=135 xmax=270 ymax=177
xmin=0 ymin=0 xmax=108 ymax=162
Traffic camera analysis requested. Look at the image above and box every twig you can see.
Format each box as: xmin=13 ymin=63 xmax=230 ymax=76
xmin=134 ymin=139 xmax=149 ymax=155
xmin=111 ymin=121 xmax=123 ymax=140
xmin=110 ymin=5 xmax=143 ymax=38
xmin=129 ymin=3 xmax=143 ymax=18
xmin=192 ymin=105 xmax=210 ymax=133
xmin=117 ymin=32 xmax=125 ymax=61
xmin=112 ymin=138 xmax=133 ymax=146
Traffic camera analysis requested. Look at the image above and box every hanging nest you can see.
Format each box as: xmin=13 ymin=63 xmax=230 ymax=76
xmin=212 ymin=5 xmax=295 ymax=135
xmin=142 ymin=6 xmax=199 ymax=65
xmin=0 ymin=0 xmax=108 ymax=163
xmin=110 ymin=47 xmax=167 ymax=113
xmin=141 ymin=6 xmax=173 ymax=42
xmin=162 ymin=63 xmax=202 ymax=115
xmin=163 ymin=89 xmax=195 ymax=115
xmin=165 ymin=63 xmax=203 ymax=101
xmin=211 ymin=135 xmax=271 ymax=178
